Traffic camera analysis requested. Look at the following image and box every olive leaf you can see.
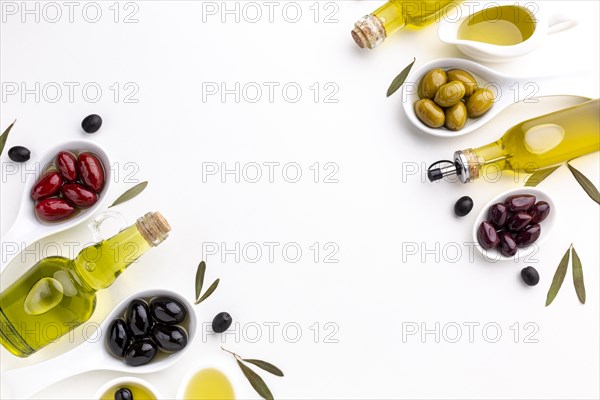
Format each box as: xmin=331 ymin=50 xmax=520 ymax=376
xmin=524 ymin=165 xmax=560 ymax=187
xmin=244 ymin=359 xmax=285 ymax=377
xmin=571 ymin=246 xmax=586 ymax=304
xmin=546 ymin=246 xmax=571 ymax=306
xmin=386 ymin=58 xmax=416 ymax=97
xmin=109 ymin=181 xmax=148 ymax=208
xmin=0 ymin=120 xmax=16 ymax=156
xmin=237 ymin=360 xmax=274 ymax=400
xmin=222 ymin=347 xmax=283 ymax=400
xmin=567 ymin=163 xmax=600 ymax=205
xmin=195 ymin=278 xmax=219 ymax=304
xmin=195 ymin=261 xmax=206 ymax=303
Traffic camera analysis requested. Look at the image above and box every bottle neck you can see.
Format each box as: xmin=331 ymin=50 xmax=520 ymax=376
xmin=73 ymin=212 xmax=170 ymax=291
xmin=457 ymin=143 xmax=509 ymax=183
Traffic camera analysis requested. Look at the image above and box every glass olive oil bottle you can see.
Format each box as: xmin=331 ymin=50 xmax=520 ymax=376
xmin=352 ymin=0 xmax=461 ymax=49
xmin=0 ymin=212 xmax=170 ymax=357
xmin=428 ymin=99 xmax=600 ymax=183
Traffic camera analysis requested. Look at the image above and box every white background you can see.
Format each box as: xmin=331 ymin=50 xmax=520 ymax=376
xmin=1 ymin=0 xmax=599 ymax=399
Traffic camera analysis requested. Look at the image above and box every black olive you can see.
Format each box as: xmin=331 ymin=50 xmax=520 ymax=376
xmin=212 ymin=312 xmax=233 ymax=333
xmin=521 ymin=266 xmax=540 ymax=286
xmin=8 ymin=146 xmax=31 ymax=162
xmin=107 ymin=318 xmax=131 ymax=358
xmin=123 ymin=338 xmax=158 ymax=367
xmin=454 ymin=196 xmax=473 ymax=217
xmin=149 ymin=296 xmax=187 ymax=325
xmin=151 ymin=324 xmax=188 ymax=353
xmin=114 ymin=388 xmax=133 ymax=400
xmin=126 ymin=299 xmax=152 ymax=338
xmin=81 ymin=114 xmax=103 ymax=133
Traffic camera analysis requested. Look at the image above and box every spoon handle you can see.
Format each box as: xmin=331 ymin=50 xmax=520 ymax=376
xmin=0 ymin=344 xmax=101 ymax=398
xmin=0 ymin=221 xmax=44 ymax=274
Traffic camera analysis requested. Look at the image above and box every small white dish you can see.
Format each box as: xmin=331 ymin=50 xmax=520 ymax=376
xmin=0 ymin=139 xmax=112 ymax=273
xmin=94 ymin=376 xmax=161 ymax=399
xmin=0 ymin=289 xmax=196 ymax=399
xmin=401 ymin=58 xmax=565 ymax=138
xmin=472 ymin=187 xmax=556 ymax=262
xmin=438 ymin=2 xmax=577 ymax=62
xmin=176 ymin=361 xmax=251 ymax=399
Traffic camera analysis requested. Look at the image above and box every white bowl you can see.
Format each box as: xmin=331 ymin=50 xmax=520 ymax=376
xmin=438 ymin=2 xmax=578 ymax=63
xmin=176 ymin=361 xmax=250 ymax=399
xmin=94 ymin=376 xmax=161 ymax=399
xmin=472 ymin=187 xmax=556 ymax=262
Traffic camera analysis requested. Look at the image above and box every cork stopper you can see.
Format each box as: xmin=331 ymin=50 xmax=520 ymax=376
xmin=136 ymin=212 xmax=171 ymax=246
xmin=352 ymin=15 xmax=386 ymax=49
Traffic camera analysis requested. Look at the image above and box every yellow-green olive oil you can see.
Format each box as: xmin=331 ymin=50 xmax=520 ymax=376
xmin=100 ymin=384 xmax=156 ymax=400
xmin=458 ymin=5 xmax=536 ymax=45
xmin=184 ymin=368 xmax=235 ymax=400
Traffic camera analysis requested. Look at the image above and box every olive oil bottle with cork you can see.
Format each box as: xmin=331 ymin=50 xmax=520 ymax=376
xmin=428 ymin=99 xmax=600 ymax=183
xmin=0 ymin=212 xmax=171 ymax=357
xmin=352 ymin=0 xmax=460 ymax=49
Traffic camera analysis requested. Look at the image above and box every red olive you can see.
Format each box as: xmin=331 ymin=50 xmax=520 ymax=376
xmin=477 ymin=221 xmax=499 ymax=249
xmin=516 ymin=224 xmax=541 ymax=247
xmin=56 ymin=151 xmax=78 ymax=182
xmin=498 ymin=231 xmax=517 ymax=257
xmin=488 ymin=203 xmax=508 ymax=228
xmin=505 ymin=194 xmax=536 ymax=212
xmin=61 ymin=183 xmax=98 ymax=208
xmin=77 ymin=153 xmax=105 ymax=193
xmin=507 ymin=212 xmax=533 ymax=232
xmin=31 ymin=172 xmax=63 ymax=201
xmin=35 ymin=198 xmax=76 ymax=222
xmin=530 ymin=201 xmax=550 ymax=223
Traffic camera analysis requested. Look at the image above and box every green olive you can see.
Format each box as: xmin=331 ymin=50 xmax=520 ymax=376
xmin=466 ymin=88 xmax=495 ymax=118
xmin=434 ymin=81 xmax=466 ymax=107
xmin=418 ymin=69 xmax=447 ymax=99
xmin=447 ymin=69 xmax=478 ymax=97
xmin=445 ymin=102 xmax=467 ymax=131
xmin=414 ymin=99 xmax=445 ymax=128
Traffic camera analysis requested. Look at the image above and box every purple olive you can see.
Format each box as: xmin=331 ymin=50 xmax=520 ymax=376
xmin=498 ymin=231 xmax=518 ymax=257
xmin=507 ymin=212 xmax=533 ymax=232
xmin=477 ymin=221 xmax=499 ymax=249
xmin=505 ymin=194 xmax=536 ymax=212
xmin=515 ymin=224 xmax=541 ymax=247
xmin=488 ymin=203 xmax=508 ymax=228
xmin=529 ymin=201 xmax=550 ymax=223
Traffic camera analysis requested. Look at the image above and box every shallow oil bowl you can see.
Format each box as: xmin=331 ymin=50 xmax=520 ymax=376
xmin=437 ymin=2 xmax=578 ymax=63
xmin=472 ymin=187 xmax=556 ymax=262
xmin=94 ymin=376 xmax=161 ymax=399
xmin=176 ymin=361 xmax=252 ymax=399
xmin=401 ymin=58 xmax=506 ymax=138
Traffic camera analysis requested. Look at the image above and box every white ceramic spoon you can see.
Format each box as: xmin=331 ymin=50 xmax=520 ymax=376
xmin=401 ymin=58 xmax=569 ymax=138
xmin=472 ymin=187 xmax=556 ymax=262
xmin=438 ymin=2 xmax=578 ymax=62
xmin=0 ymin=289 xmax=197 ymax=399
xmin=0 ymin=139 xmax=112 ymax=274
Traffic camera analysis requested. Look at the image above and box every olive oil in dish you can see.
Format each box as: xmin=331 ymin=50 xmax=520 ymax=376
xmin=184 ymin=368 xmax=235 ymax=399
xmin=457 ymin=5 xmax=536 ymax=46
xmin=428 ymin=99 xmax=600 ymax=183
xmin=100 ymin=385 xmax=157 ymax=400
xmin=0 ymin=212 xmax=170 ymax=357
xmin=352 ymin=0 xmax=460 ymax=49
